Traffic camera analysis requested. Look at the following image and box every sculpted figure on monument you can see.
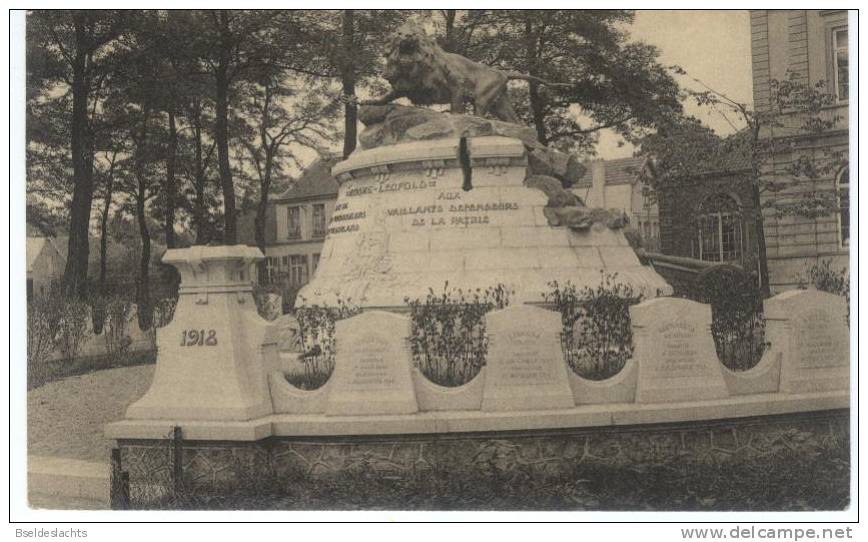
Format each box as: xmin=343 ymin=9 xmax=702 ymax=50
xmin=361 ymin=21 xmax=569 ymax=123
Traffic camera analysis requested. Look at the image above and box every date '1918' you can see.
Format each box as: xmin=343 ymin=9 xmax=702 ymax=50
xmin=180 ymin=329 xmax=218 ymax=346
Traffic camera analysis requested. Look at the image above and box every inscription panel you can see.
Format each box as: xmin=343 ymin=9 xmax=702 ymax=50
xmin=767 ymin=290 xmax=850 ymax=394
xmin=630 ymin=298 xmax=729 ymax=403
xmin=325 ymin=311 xmax=418 ymax=416
xmin=482 ymin=305 xmax=574 ymax=411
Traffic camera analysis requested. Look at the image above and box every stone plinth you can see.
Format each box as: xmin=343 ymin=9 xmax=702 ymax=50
xmin=765 ymin=289 xmax=850 ymax=393
xmin=122 ymin=245 xmax=279 ymax=422
xmin=630 ymin=297 xmax=730 ymax=403
xmin=299 ymin=136 xmax=670 ymax=308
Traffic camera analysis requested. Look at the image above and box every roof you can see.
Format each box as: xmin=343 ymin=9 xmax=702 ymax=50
xmin=647 ymin=129 xmax=753 ymax=179
xmin=273 ymin=153 xmax=342 ymax=203
xmin=26 ymin=237 xmax=66 ymax=273
xmin=27 ymin=237 xmax=47 ymax=273
xmin=574 ymin=156 xmax=649 ymax=188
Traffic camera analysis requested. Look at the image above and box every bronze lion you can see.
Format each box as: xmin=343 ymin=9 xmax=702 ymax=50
xmin=361 ymin=21 xmax=567 ymax=124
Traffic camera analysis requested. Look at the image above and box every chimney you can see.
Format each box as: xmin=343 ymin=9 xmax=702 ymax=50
xmin=587 ymin=160 xmax=606 ymax=208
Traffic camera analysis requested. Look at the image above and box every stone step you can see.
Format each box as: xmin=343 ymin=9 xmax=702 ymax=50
xmin=28 ymin=455 xmax=110 ymax=508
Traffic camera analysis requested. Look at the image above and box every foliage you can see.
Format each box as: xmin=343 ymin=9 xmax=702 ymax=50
xmin=55 ymin=297 xmax=93 ymax=362
xmin=799 ymin=260 xmax=850 ymax=324
xmin=27 ymin=296 xmax=59 ymax=382
xmin=152 ymin=297 xmax=178 ymax=328
xmin=695 ymin=266 xmax=767 ymax=372
xmin=290 ymin=297 xmax=362 ymax=390
xmin=543 ymin=273 xmax=642 ymax=380
xmin=253 ymin=284 xmax=283 ymax=321
xmin=104 ymin=296 xmax=133 ymax=364
xmin=405 ymin=283 xmax=512 ymax=387
xmin=427 ymin=10 xmax=682 ymax=153
xmin=637 ymin=75 xmax=848 ymax=296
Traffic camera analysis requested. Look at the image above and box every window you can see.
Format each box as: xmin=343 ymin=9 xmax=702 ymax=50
xmin=312 ymin=203 xmax=327 ymax=238
xmin=312 ymin=253 xmax=320 ymax=273
xmin=288 ymin=255 xmax=308 ymax=286
xmin=837 ymin=166 xmax=849 ymax=247
xmin=833 ymin=27 xmax=848 ymax=101
xmin=265 ymin=257 xmax=279 ymax=282
xmin=696 ymin=193 xmax=743 ymax=263
xmin=287 ymin=206 xmax=302 ymax=240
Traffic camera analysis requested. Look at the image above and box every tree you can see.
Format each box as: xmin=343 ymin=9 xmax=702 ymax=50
xmin=183 ymin=10 xmax=301 ymax=245
xmin=429 ymin=10 xmax=683 ymax=154
xmin=284 ymin=10 xmax=407 ymax=158
xmin=27 ymin=10 xmax=129 ymax=298
xmin=235 ymin=74 xmax=339 ymax=277
xmin=637 ymin=75 xmax=847 ymax=297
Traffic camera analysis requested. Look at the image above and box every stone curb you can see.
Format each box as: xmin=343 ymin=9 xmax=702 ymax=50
xmin=28 ymin=455 xmax=109 ymax=509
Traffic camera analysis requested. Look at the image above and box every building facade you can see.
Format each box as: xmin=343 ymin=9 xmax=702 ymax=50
xmin=255 ymin=154 xmax=341 ymax=307
xmin=26 ymin=236 xmax=66 ymax=299
xmin=572 ymin=157 xmax=660 ymax=251
xmin=656 ymin=161 xmax=761 ymax=274
xmin=750 ymin=9 xmax=850 ymax=292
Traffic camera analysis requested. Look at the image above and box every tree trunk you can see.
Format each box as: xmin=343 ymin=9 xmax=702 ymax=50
xmin=135 ymin=183 xmax=152 ymax=330
xmin=215 ymin=11 xmax=236 ymax=244
xmin=98 ymin=165 xmax=115 ymax=295
xmin=341 ymin=9 xmax=357 ymax=159
xmin=524 ymin=17 xmax=548 ymax=145
xmin=62 ymin=43 xmax=95 ymax=299
xmin=254 ymin=178 xmax=270 ymax=284
xmin=193 ymin=120 xmax=208 ymax=244
xmin=443 ymin=10 xmax=457 ymax=52
xmin=164 ymin=110 xmax=178 ymax=248
xmin=751 ymin=179 xmax=771 ymax=298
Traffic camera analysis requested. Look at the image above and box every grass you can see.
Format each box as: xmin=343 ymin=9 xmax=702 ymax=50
xmin=28 ymin=349 xmax=156 ymax=390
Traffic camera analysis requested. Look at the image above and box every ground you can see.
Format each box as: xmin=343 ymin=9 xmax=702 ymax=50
xmin=28 ymin=365 xmax=154 ymax=462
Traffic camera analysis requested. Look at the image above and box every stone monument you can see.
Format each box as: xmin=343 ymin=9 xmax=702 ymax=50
xmin=299 ymin=23 xmax=670 ymax=309
xmin=124 ymin=245 xmax=279 ymax=422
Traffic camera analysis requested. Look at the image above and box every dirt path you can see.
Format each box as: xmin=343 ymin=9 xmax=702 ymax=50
xmin=28 ymin=365 xmax=155 ymax=463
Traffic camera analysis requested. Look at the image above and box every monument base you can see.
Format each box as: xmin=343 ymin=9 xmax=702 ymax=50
xmin=111 ymin=405 xmax=848 ymax=500
xmin=299 ymin=136 xmax=671 ymax=309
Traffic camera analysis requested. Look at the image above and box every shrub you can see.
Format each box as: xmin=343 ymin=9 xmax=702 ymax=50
xmin=290 ymin=296 xmax=361 ymax=390
xmin=153 ymin=297 xmax=178 ymax=328
xmin=56 ymin=297 xmax=93 ymax=362
xmin=104 ymin=296 xmax=133 ymax=364
xmin=800 ymin=260 xmax=850 ymax=324
xmin=405 ymin=283 xmax=511 ymax=387
xmin=253 ymin=284 xmax=283 ymax=321
xmin=543 ymin=273 xmax=642 ymax=381
xmin=27 ymin=296 xmax=59 ymax=385
xmin=695 ymin=267 xmax=766 ymax=372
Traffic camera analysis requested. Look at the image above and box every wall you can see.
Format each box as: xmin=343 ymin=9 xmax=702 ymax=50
xmin=750 ymin=10 xmax=850 ymax=292
xmin=658 ymin=171 xmax=758 ymax=271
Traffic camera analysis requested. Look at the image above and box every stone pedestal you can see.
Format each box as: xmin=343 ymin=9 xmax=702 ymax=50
xmin=299 ymin=136 xmax=670 ymax=308
xmin=764 ymin=289 xmax=850 ymax=393
xmin=123 ymin=245 xmax=279 ymax=422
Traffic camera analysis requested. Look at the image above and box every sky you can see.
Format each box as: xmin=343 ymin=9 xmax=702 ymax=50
xmin=596 ymin=10 xmax=753 ymax=159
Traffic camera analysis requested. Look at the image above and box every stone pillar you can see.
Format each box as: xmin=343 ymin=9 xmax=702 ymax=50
xmin=124 ymin=245 xmax=279 ymax=422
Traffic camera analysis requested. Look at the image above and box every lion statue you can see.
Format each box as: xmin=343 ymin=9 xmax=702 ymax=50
xmin=361 ymin=21 xmax=568 ymax=123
